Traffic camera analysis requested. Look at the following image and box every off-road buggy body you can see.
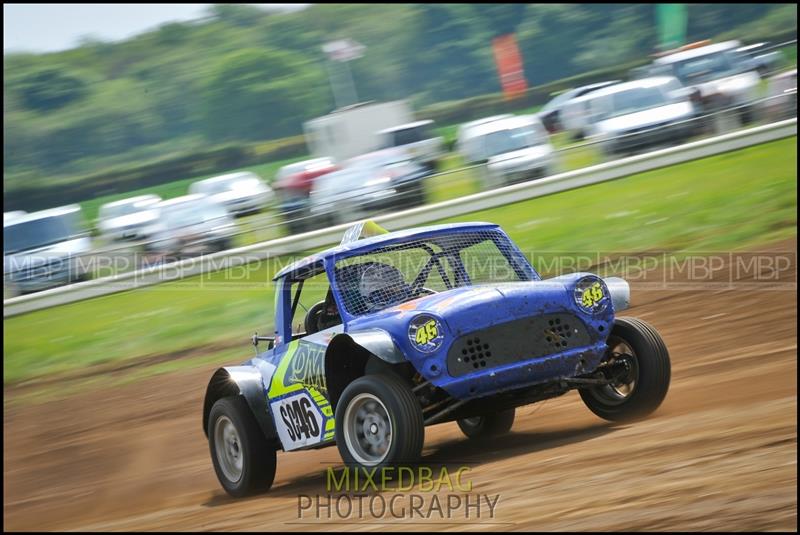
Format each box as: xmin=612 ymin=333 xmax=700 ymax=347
xmin=203 ymin=221 xmax=670 ymax=496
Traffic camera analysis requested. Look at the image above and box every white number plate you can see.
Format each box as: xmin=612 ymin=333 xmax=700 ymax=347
xmin=270 ymin=391 xmax=324 ymax=451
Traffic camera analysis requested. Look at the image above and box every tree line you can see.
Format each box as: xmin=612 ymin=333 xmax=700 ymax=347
xmin=4 ymin=3 xmax=796 ymax=189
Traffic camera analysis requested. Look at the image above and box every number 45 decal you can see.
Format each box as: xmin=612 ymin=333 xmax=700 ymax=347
xmin=271 ymin=391 xmax=324 ymax=450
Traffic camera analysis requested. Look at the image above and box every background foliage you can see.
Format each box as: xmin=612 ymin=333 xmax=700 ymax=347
xmin=4 ymin=3 xmax=797 ymax=195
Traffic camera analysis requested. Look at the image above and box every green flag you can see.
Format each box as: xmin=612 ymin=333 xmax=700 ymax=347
xmin=656 ymin=4 xmax=687 ymax=51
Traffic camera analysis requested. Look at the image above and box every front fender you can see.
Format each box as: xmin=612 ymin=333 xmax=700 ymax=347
xmin=202 ymin=366 xmax=277 ymax=444
xmin=338 ymin=329 xmax=406 ymax=364
xmin=324 ymin=329 xmax=407 ymax=410
xmin=603 ymin=276 xmax=630 ymax=312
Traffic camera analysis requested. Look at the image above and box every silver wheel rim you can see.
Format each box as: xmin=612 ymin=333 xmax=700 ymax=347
xmin=593 ymin=339 xmax=639 ymax=405
xmin=214 ymin=415 xmax=243 ymax=483
xmin=343 ymin=393 xmax=392 ymax=466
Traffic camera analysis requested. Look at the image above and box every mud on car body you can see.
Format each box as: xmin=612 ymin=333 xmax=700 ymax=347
xmin=203 ymin=220 xmax=671 ymax=497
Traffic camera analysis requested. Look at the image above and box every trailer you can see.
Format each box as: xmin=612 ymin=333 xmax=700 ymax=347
xmin=303 ymin=101 xmax=414 ymax=162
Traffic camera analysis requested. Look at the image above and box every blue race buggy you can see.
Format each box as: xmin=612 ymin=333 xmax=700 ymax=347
xmin=203 ymin=221 xmax=670 ymax=496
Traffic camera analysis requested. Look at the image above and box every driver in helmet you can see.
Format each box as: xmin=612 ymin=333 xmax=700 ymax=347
xmin=358 ymin=262 xmax=413 ymax=312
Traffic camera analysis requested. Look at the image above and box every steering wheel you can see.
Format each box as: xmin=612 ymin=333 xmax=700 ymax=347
xmin=304 ymin=301 xmax=326 ymax=335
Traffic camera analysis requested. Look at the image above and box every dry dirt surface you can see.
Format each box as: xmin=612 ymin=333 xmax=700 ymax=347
xmin=4 ymin=241 xmax=797 ymax=531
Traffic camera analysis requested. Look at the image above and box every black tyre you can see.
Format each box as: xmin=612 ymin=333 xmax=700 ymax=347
xmin=286 ymin=219 xmax=305 ymax=235
xmin=208 ymin=396 xmax=277 ymax=497
xmin=319 ymin=211 xmax=340 ymax=228
xmin=71 ymin=271 xmax=91 ymax=284
xmin=579 ymin=317 xmax=671 ymax=422
xmin=408 ymin=184 xmax=428 ymax=207
xmin=335 ymin=374 xmax=424 ymax=469
xmin=457 ymin=408 xmax=515 ymax=439
xmin=285 ymin=210 xmax=310 ymax=234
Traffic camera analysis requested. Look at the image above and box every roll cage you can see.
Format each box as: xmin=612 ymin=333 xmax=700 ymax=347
xmin=272 ymin=225 xmax=537 ymax=347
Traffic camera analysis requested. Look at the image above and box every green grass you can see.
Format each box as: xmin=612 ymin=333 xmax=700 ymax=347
xmin=778 ymin=44 xmax=797 ymax=69
xmin=4 ymin=137 xmax=796 ymax=386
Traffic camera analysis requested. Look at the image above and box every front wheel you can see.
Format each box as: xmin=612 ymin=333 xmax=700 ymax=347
xmin=208 ymin=396 xmax=277 ymax=497
xmin=216 ymin=238 xmax=233 ymax=252
xmin=457 ymin=408 xmax=515 ymax=439
xmin=335 ymin=374 xmax=424 ymax=469
xmin=579 ymin=317 xmax=671 ymax=422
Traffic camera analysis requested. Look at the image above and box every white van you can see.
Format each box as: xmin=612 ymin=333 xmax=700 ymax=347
xmin=458 ymin=115 xmax=557 ymax=189
xmin=580 ymin=77 xmax=696 ymax=156
xmin=4 ymin=205 xmax=92 ymax=295
xmin=377 ymin=120 xmax=444 ymax=171
xmin=455 ymin=114 xmax=515 ymax=163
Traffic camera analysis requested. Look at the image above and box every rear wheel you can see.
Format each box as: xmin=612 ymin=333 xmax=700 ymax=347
xmin=286 ymin=217 xmax=307 ymax=235
xmin=457 ymin=408 xmax=515 ymax=439
xmin=579 ymin=317 xmax=671 ymax=422
xmin=208 ymin=396 xmax=277 ymax=497
xmin=335 ymin=374 xmax=424 ymax=469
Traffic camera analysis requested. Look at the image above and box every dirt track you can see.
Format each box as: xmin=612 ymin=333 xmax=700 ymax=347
xmin=4 ymin=241 xmax=797 ymax=531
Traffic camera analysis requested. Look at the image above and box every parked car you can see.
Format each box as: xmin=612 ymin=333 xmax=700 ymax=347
xmin=760 ymin=69 xmax=797 ymax=122
xmin=377 ymin=120 xmax=445 ymax=171
xmin=538 ymin=81 xmax=620 ymax=134
xmin=643 ymin=40 xmax=761 ymax=123
xmin=97 ymin=194 xmax=161 ymax=244
xmin=581 ymin=77 xmax=696 ymax=157
xmin=458 ymin=115 xmax=556 ymax=189
xmin=202 ymin=220 xmax=671 ymax=497
xmin=309 ymin=149 xmax=430 ymax=226
xmin=456 ymin=114 xmax=515 ymax=163
xmin=273 ymin=158 xmax=339 ymax=234
xmin=4 ymin=205 xmax=92 ymax=296
xmin=189 ymin=172 xmax=274 ymax=217
xmin=145 ymin=195 xmax=237 ymax=258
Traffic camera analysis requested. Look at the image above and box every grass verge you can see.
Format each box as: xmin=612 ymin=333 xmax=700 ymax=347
xmin=4 ymin=137 xmax=796 ymax=387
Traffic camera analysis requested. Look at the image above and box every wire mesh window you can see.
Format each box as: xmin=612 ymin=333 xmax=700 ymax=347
xmin=333 ymin=230 xmax=534 ymax=316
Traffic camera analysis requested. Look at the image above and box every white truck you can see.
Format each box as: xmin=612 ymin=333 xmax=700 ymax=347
xmin=303 ymin=101 xmax=414 ymax=163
